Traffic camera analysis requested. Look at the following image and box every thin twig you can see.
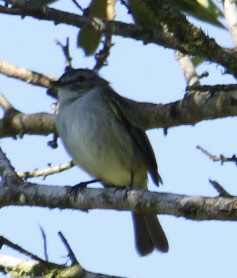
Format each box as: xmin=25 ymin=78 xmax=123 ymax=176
xmin=17 ymin=161 xmax=74 ymax=180
xmin=55 ymin=38 xmax=73 ymax=70
xmin=209 ymin=179 xmax=233 ymax=197
xmin=120 ymin=0 xmax=131 ymax=13
xmin=93 ymin=35 xmax=113 ymax=71
xmin=58 ymin=231 xmax=78 ymax=266
xmin=71 ymin=0 xmax=84 ymax=13
xmin=0 ymin=236 xmax=45 ymax=263
xmin=197 ymin=145 xmax=237 ymax=165
xmin=198 ymin=71 xmax=209 ymax=80
xmin=39 ymin=226 xmax=49 ymax=262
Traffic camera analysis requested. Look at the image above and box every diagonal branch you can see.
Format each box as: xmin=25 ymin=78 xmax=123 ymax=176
xmin=1 ymin=2 xmax=237 ymax=77
xmin=0 ymin=60 xmax=55 ymax=88
xmin=175 ymin=51 xmax=200 ymax=86
xmin=0 ymin=236 xmax=45 ymax=263
xmin=17 ymin=161 xmax=74 ymax=180
xmin=0 ymin=148 xmax=19 ymax=178
xmin=0 ymin=253 xmax=121 ymax=277
xmin=58 ymin=231 xmax=79 ymax=266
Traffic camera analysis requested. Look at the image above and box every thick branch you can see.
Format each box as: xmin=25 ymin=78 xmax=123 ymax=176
xmin=0 ymin=254 xmax=119 ymax=278
xmin=0 ymin=180 xmax=237 ymax=221
xmin=1 ymin=61 xmax=237 ymax=138
xmin=0 ymin=93 xmax=56 ymax=138
xmin=0 ymin=112 xmax=56 ymax=138
xmin=1 ymin=87 xmax=237 ymax=138
xmin=1 ymin=2 xmax=237 ymax=76
xmin=0 ymin=255 xmax=42 ymax=276
xmin=129 ymin=88 xmax=237 ymax=129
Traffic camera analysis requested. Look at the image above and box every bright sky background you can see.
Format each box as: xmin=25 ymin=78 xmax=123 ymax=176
xmin=1 ymin=1 xmax=237 ymax=278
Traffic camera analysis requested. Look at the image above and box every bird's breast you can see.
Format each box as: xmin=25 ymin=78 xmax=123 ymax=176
xmin=57 ymin=91 xmax=147 ymax=187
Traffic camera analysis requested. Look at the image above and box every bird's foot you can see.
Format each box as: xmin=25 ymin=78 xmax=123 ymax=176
xmin=70 ymin=179 xmax=100 ymax=202
xmin=124 ymin=184 xmax=133 ymax=200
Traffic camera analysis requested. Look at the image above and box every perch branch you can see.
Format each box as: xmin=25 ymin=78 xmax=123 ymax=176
xmin=0 ymin=179 xmax=237 ymax=221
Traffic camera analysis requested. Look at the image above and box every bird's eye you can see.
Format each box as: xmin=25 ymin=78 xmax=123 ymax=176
xmin=78 ymin=75 xmax=86 ymax=82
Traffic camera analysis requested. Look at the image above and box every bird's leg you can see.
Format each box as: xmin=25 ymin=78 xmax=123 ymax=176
xmin=104 ymin=173 xmax=134 ymax=198
xmin=124 ymin=172 xmax=134 ymax=199
xmin=75 ymin=179 xmax=101 ymax=187
xmin=128 ymin=172 xmax=134 ymax=190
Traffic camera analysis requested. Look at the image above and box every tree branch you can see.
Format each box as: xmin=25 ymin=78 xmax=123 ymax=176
xmin=0 ymin=253 xmax=119 ymax=277
xmin=55 ymin=38 xmax=73 ymax=70
xmin=1 ymin=1 xmax=237 ymax=77
xmin=0 ymin=148 xmax=20 ymax=179
xmin=0 ymin=178 xmax=237 ymax=221
xmin=58 ymin=231 xmax=79 ymax=266
xmin=0 ymin=60 xmax=55 ymax=88
xmin=197 ymin=145 xmax=237 ymax=165
xmin=0 ymin=85 xmax=237 ymax=138
xmin=0 ymin=111 xmax=56 ymax=138
xmin=0 ymin=93 xmax=56 ymax=138
xmin=17 ymin=161 xmax=74 ymax=180
xmin=0 ymin=236 xmax=45 ymax=263
xmin=1 ymin=58 xmax=237 ymax=138
xmin=209 ymin=179 xmax=232 ymax=198
xmin=175 ymin=51 xmax=200 ymax=86
xmin=222 ymin=0 xmax=237 ymax=48
xmin=131 ymin=88 xmax=237 ymax=129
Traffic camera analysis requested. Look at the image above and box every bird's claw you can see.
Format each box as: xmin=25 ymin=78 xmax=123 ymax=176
xmin=70 ymin=182 xmax=88 ymax=203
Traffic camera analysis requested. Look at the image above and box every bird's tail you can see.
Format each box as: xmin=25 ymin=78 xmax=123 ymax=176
xmin=132 ymin=212 xmax=169 ymax=256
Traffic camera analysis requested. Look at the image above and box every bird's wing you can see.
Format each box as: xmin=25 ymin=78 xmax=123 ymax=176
xmin=105 ymin=90 xmax=162 ymax=186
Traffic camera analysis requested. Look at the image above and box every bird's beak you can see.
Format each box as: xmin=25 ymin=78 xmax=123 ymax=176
xmin=46 ymin=79 xmax=62 ymax=99
xmin=50 ymin=79 xmax=63 ymax=88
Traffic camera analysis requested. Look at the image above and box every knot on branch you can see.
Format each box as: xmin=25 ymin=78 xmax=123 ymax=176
xmin=181 ymin=201 xmax=198 ymax=219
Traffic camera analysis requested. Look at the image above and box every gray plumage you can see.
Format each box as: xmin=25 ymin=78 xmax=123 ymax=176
xmin=54 ymin=68 xmax=168 ymax=255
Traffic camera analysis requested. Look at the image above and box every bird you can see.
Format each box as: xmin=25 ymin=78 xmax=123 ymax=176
xmin=53 ymin=68 xmax=168 ymax=256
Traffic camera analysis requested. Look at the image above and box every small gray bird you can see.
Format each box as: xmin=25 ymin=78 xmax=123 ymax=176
xmin=54 ymin=68 xmax=168 ymax=256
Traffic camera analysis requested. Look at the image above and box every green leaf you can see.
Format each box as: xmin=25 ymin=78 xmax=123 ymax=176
xmin=170 ymin=0 xmax=225 ymax=29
